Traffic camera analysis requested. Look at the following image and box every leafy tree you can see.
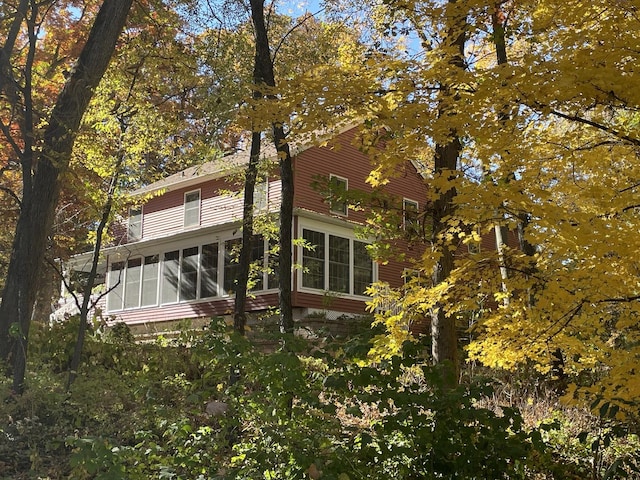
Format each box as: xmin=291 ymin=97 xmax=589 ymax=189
xmin=275 ymin=0 xmax=640 ymax=410
xmin=0 ymin=0 xmax=133 ymax=393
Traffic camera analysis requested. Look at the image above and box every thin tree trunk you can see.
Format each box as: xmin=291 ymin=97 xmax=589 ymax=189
xmin=249 ymin=0 xmax=294 ymax=333
xmin=0 ymin=0 xmax=133 ymax=394
xmin=66 ymin=185 xmax=113 ymax=391
xmin=67 ymin=117 xmax=129 ymax=390
xmin=233 ymin=132 xmax=261 ymax=337
xmin=491 ymin=2 xmax=511 ymax=301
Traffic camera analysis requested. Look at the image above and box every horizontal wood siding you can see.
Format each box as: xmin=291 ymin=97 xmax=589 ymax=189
xmin=294 ymin=128 xmax=372 ymax=224
xmin=293 ymin=126 xmax=428 ymax=292
xmin=138 ymin=177 xmax=282 ymax=243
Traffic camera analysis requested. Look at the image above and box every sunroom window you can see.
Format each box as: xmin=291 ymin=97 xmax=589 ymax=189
xmin=106 ymin=239 xmax=278 ymax=312
xmin=302 ymin=228 xmax=373 ymax=296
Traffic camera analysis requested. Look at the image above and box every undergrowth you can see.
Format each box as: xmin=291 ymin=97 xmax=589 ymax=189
xmin=0 ymin=318 xmax=639 ymax=479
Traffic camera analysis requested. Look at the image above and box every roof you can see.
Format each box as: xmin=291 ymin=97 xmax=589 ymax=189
xmin=131 ymin=147 xmax=272 ymax=197
xmin=131 ymin=123 xmax=360 ymax=197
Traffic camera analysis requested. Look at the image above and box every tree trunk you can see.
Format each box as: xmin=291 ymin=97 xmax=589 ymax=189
xmin=249 ymin=0 xmax=294 ymax=333
xmin=430 ymin=140 xmax=461 ymax=371
xmin=430 ymin=1 xmax=467 ymax=383
xmin=0 ymin=0 xmax=133 ymax=394
xmin=233 ymin=131 xmax=261 ymax=336
xmin=67 ymin=186 xmax=113 ymax=391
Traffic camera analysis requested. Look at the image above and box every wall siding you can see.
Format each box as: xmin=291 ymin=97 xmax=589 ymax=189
xmin=99 ymin=293 xmax=279 ymax=326
xmin=293 ymin=127 xmax=429 ymax=291
xmin=137 ymin=177 xmax=282 ymax=242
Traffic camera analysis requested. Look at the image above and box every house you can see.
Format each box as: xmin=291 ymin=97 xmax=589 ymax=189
xmin=63 ymin=126 xmax=429 ymax=332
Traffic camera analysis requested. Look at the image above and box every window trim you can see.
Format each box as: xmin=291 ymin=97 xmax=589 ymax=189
xmin=184 ymin=189 xmax=201 ymax=227
xmin=329 ymin=174 xmax=348 ymax=216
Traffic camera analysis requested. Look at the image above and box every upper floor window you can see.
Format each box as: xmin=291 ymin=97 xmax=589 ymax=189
xmin=403 ymin=199 xmax=419 ymax=234
xmin=128 ymin=206 xmax=142 ymax=241
xmin=254 ymin=181 xmax=268 ymax=213
xmin=468 ymin=226 xmax=481 ymax=254
xmin=329 ymin=175 xmax=348 ymax=216
xmin=184 ymin=190 xmax=201 ymax=227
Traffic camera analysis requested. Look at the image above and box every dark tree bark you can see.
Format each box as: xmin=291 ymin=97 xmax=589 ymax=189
xmin=249 ymin=0 xmax=294 ymax=333
xmin=0 ymin=0 xmax=133 ymax=393
xmin=66 ymin=114 xmax=131 ymax=390
xmin=233 ymin=131 xmax=261 ymax=336
xmin=430 ymin=1 xmax=467 ymax=383
xmin=66 ymin=179 xmax=113 ymax=391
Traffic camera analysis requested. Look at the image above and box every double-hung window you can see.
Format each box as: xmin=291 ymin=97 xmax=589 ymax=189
xmin=302 ymin=228 xmax=373 ymax=296
xmin=128 ymin=207 xmax=142 ymax=241
xmin=184 ymin=190 xmax=201 ymax=227
xmin=254 ymin=181 xmax=268 ymax=213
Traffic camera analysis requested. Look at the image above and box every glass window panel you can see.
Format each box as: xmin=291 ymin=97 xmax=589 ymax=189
xmin=161 ymin=250 xmax=179 ymax=304
xmin=106 ymin=261 xmax=124 ymax=311
xmin=302 ymin=229 xmax=325 ymax=289
xmin=180 ymin=247 xmax=198 ymax=301
xmin=249 ymin=236 xmax=265 ymax=291
xmin=124 ymin=258 xmax=142 ymax=309
xmin=254 ymin=181 xmax=268 ymax=212
xmin=329 ymin=235 xmax=349 ymax=293
xmin=200 ymin=243 xmax=218 ymax=298
xmin=353 ymin=241 xmax=373 ymax=295
xmin=141 ymin=255 xmax=159 ymax=306
xmin=267 ymin=239 xmax=279 ymax=290
xmin=329 ymin=175 xmax=348 ymax=215
xmin=128 ymin=207 xmax=142 ymax=241
xmin=224 ymin=239 xmax=241 ymax=295
xmin=184 ymin=191 xmax=200 ymax=227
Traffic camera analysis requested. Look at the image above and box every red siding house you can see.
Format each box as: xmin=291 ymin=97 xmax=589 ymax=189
xmin=64 ymin=126 xmax=428 ymax=330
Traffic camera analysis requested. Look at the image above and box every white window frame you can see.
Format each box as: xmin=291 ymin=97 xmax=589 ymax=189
xmin=184 ymin=189 xmax=201 ymax=227
xmin=106 ymin=261 xmax=125 ymax=312
xmin=329 ymin=174 xmax=348 ymax=216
